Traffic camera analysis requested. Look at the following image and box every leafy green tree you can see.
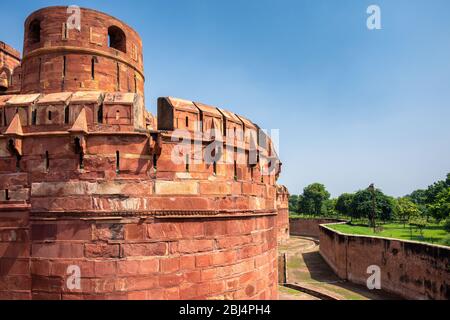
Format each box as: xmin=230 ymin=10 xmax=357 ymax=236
xmin=428 ymin=187 xmax=450 ymax=222
xmin=351 ymin=188 xmax=394 ymax=223
xmin=395 ymin=197 xmax=420 ymax=227
xmin=288 ymin=195 xmax=299 ymax=213
xmin=298 ymin=194 xmax=314 ymax=215
xmin=301 ymin=183 xmax=330 ymax=216
xmin=322 ymin=199 xmax=337 ymax=217
xmin=335 ymin=193 xmax=354 ymax=217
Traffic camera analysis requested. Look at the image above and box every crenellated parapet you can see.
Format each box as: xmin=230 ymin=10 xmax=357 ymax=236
xmin=0 ymin=6 xmax=286 ymax=301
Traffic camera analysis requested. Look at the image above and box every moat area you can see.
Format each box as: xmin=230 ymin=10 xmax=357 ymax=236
xmin=278 ymin=237 xmax=401 ymax=300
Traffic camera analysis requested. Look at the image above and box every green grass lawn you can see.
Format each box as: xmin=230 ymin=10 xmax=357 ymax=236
xmin=329 ymin=222 xmax=449 ymax=246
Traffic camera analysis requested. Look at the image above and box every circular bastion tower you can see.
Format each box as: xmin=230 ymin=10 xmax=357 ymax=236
xmin=0 ymin=6 xmax=289 ymax=300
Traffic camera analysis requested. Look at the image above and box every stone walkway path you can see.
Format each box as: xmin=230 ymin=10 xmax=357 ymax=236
xmin=278 ymin=237 xmax=401 ymax=300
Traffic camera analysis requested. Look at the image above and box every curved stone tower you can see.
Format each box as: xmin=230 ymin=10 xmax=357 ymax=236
xmin=0 ymin=6 xmax=287 ymax=300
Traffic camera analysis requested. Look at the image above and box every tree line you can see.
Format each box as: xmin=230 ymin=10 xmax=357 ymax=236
xmin=289 ymin=173 xmax=450 ymax=230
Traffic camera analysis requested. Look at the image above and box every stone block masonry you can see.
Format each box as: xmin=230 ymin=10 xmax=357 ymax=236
xmin=0 ymin=6 xmax=288 ymax=300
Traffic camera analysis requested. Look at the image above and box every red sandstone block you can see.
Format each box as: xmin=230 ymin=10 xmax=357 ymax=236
xmin=32 ymin=243 xmax=83 ymax=259
xmin=84 ymin=243 xmax=120 ymax=258
xmin=0 ymin=258 xmax=29 ymax=276
xmin=212 ymin=250 xmax=237 ymax=266
xmin=57 ymin=222 xmax=91 ymax=241
xmin=0 ymin=291 xmax=31 ymax=300
xmin=238 ymin=245 xmax=262 ymax=259
xmin=179 ymin=283 xmax=201 ymax=299
xmin=196 ymin=254 xmax=212 ymax=268
xmin=126 ymin=276 xmax=158 ymax=291
xmin=127 ymin=291 xmax=147 ymax=300
xmin=179 ymin=222 xmax=204 ymax=238
xmin=31 ymin=259 xmax=51 ymax=276
xmin=94 ymin=261 xmax=117 ymax=277
xmin=117 ymin=260 xmax=140 ymax=275
xmin=255 ymin=254 xmax=269 ymax=268
xmin=225 ymin=278 xmax=239 ymax=291
xmin=89 ymin=278 xmax=116 ymax=293
xmin=238 ymin=271 xmax=256 ymax=286
xmin=179 ymin=256 xmax=195 ymax=270
xmin=159 ymin=273 xmax=183 ymax=288
xmin=139 ymin=258 xmax=159 ymax=274
xmin=209 ymin=280 xmax=226 ymax=295
xmin=147 ymin=223 xmax=182 ymax=240
xmin=201 ymin=265 xmax=232 ymax=281
xmin=50 ymin=260 xmax=95 ymax=278
xmin=32 ymin=276 xmax=63 ymax=293
xmin=160 ymin=257 xmax=180 ymax=273
xmin=199 ymin=182 xmax=231 ymax=195
xmin=32 ymin=292 xmax=62 ymax=300
xmin=146 ymin=288 xmax=166 ymax=300
xmin=92 ymin=224 xmax=124 ymax=241
xmin=31 ymin=224 xmax=57 ymax=241
xmin=178 ymin=239 xmax=214 ymax=254
xmin=216 ymin=235 xmax=252 ymax=249
xmin=232 ymin=259 xmax=255 ymax=275
xmin=0 ymin=275 xmax=30 ymax=291
xmin=184 ymin=270 xmax=201 ymax=283
xmin=125 ymin=224 xmax=145 ymax=240
xmin=122 ymin=243 xmax=167 ymax=257
xmin=231 ymin=182 xmax=242 ymax=195
xmin=204 ymin=220 xmax=227 ymax=237
xmin=164 ymin=287 xmax=180 ymax=300
xmin=0 ymin=243 xmax=29 ymax=258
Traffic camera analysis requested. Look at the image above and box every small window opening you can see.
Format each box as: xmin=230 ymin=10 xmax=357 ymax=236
xmin=134 ymin=74 xmax=137 ymax=93
xmin=234 ymin=161 xmax=238 ymax=181
xmin=32 ymin=109 xmax=37 ymax=125
xmin=97 ymin=104 xmax=103 ymax=124
xmin=62 ymin=56 xmax=67 ymax=78
xmin=5 ymin=189 xmax=10 ymax=201
xmin=185 ymin=116 xmax=189 ymax=128
xmin=108 ymin=26 xmax=127 ymax=53
xmin=29 ymin=19 xmax=41 ymax=44
xmin=116 ymin=151 xmax=120 ymax=174
xmin=213 ymin=161 xmax=217 ymax=176
xmin=64 ymin=106 xmax=69 ymax=124
xmin=48 ymin=111 xmax=52 ymax=121
xmin=45 ymin=151 xmax=50 ymax=171
xmin=185 ymin=154 xmax=190 ymax=172
xmin=74 ymin=138 xmax=84 ymax=170
xmin=91 ymin=56 xmax=96 ymax=80
xmin=16 ymin=154 xmax=21 ymax=171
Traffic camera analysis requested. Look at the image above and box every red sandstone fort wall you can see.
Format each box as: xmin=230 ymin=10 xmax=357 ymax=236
xmin=319 ymin=224 xmax=450 ymax=300
xmin=0 ymin=6 xmax=288 ymax=300
xmin=0 ymin=42 xmax=21 ymax=93
xmin=289 ymin=218 xmax=343 ymax=238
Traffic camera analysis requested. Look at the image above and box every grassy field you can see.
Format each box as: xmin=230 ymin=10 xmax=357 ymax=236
xmin=329 ymin=223 xmax=449 ymax=246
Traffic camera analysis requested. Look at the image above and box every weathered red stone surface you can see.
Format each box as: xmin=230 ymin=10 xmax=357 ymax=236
xmin=0 ymin=6 xmax=289 ymax=300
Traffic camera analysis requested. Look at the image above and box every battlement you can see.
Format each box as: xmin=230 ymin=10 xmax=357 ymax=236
xmin=0 ymin=42 xmax=21 ymax=60
xmin=0 ymin=6 xmax=287 ymax=301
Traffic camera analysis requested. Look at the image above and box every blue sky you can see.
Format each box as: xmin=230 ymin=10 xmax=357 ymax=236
xmin=2 ymin=0 xmax=449 ymax=197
